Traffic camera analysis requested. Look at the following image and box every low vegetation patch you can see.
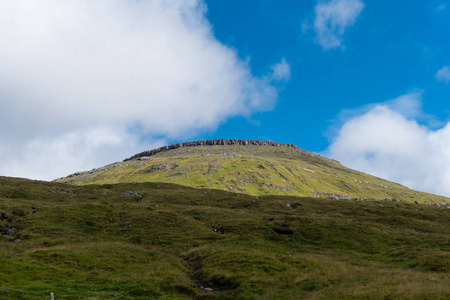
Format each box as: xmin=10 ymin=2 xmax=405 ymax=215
xmin=0 ymin=176 xmax=449 ymax=299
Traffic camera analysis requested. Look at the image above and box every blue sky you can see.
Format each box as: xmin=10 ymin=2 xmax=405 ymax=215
xmin=200 ymin=0 xmax=450 ymax=196
xmin=202 ymin=0 xmax=450 ymax=150
xmin=1 ymin=0 xmax=450 ymax=196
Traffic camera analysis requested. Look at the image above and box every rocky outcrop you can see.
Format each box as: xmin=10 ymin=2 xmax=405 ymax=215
xmin=124 ymin=139 xmax=300 ymax=161
xmin=55 ymin=163 xmax=128 ymax=181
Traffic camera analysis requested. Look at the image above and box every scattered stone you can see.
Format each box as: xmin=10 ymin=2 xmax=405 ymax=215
xmin=414 ymin=201 xmax=420 ymax=204
xmin=51 ymin=187 xmax=70 ymax=194
xmin=286 ymin=203 xmax=291 ymax=208
xmin=374 ymin=183 xmax=390 ymax=189
xmin=220 ymin=152 xmax=242 ymax=158
xmin=124 ymin=191 xmax=143 ymax=200
xmin=260 ymin=183 xmax=292 ymax=191
xmin=430 ymin=202 xmax=448 ymax=208
xmin=318 ymin=193 xmax=351 ymax=200
xmin=212 ymin=227 xmax=224 ymax=234
xmin=123 ymin=223 xmax=131 ymax=229
xmin=2 ymin=226 xmax=18 ymax=235
xmin=297 ymin=166 xmax=315 ymax=172
xmin=145 ymin=162 xmax=178 ymax=172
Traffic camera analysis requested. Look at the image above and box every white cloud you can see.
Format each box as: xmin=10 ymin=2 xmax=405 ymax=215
xmin=301 ymin=20 xmax=311 ymax=34
xmin=271 ymin=58 xmax=291 ymax=81
xmin=313 ymin=0 xmax=365 ymax=49
xmin=0 ymin=0 xmax=285 ymax=180
xmin=0 ymin=127 xmax=163 ymax=181
xmin=325 ymin=93 xmax=450 ymax=197
xmin=436 ymin=66 xmax=450 ymax=82
xmin=437 ymin=4 xmax=446 ymax=12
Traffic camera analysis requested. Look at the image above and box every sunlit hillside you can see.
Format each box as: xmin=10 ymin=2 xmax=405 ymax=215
xmin=58 ymin=140 xmax=449 ymax=205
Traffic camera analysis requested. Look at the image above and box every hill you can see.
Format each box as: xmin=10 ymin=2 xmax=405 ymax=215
xmin=58 ymin=139 xmax=449 ymax=204
xmin=1 ymin=176 xmax=449 ymax=299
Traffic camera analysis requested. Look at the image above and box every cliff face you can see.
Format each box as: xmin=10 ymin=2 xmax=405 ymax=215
xmin=124 ymin=139 xmax=299 ymax=161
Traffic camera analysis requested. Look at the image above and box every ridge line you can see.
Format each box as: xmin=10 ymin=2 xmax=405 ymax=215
xmin=123 ymin=139 xmax=299 ymax=161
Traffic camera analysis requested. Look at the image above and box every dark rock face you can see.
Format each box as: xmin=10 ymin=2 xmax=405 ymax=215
xmin=124 ymin=139 xmax=299 ymax=161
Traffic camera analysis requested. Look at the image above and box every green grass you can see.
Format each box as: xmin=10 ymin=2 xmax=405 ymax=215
xmin=57 ymin=145 xmax=449 ymax=204
xmin=1 ymin=176 xmax=449 ymax=299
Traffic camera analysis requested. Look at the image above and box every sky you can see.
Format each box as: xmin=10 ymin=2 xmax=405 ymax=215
xmin=0 ymin=1 xmax=450 ymax=197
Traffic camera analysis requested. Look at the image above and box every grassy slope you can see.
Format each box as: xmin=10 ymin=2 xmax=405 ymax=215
xmin=1 ymin=176 xmax=449 ymax=299
xmin=59 ymin=145 xmax=448 ymax=204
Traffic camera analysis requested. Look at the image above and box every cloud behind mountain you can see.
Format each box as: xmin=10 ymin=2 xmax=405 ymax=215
xmin=0 ymin=0 xmax=285 ymax=180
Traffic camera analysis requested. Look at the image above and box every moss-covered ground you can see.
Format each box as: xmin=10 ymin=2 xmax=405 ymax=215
xmin=1 ymin=176 xmax=449 ymax=299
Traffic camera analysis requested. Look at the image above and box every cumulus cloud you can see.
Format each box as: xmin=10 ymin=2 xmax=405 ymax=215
xmin=436 ymin=66 xmax=450 ymax=82
xmin=325 ymin=93 xmax=450 ymax=197
xmin=270 ymin=58 xmax=291 ymax=81
xmin=0 ymin=0 xmax=285 ymax=180
xmin=313 ymin=0 xmax=365 ymax=49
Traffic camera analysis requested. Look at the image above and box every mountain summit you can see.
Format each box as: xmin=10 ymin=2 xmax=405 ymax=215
xmin=123 ymin=139 xmax=300 ymax=161
xmin=58 ymin=139 xmax=448 ymax=204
